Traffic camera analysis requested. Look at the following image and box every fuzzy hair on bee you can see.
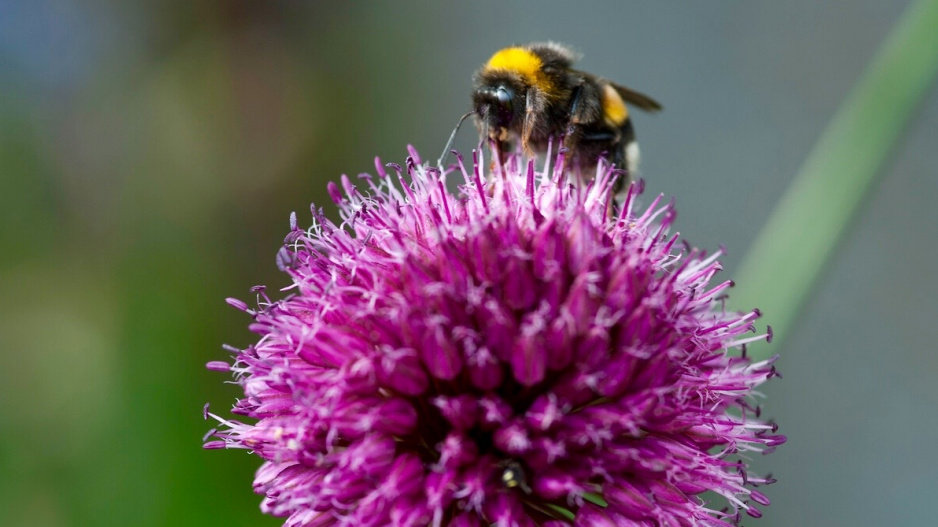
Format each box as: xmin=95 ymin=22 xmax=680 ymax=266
xmin=467 ymin=42 xmax=661 ymax=187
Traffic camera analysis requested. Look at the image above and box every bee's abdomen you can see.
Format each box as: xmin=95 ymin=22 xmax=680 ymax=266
xmin=600 ymin=84 xmax=629 ymax=128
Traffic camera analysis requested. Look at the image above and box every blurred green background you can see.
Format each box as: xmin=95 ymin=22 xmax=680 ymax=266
xmin=1 ymin=1 xmax=936 ymax=526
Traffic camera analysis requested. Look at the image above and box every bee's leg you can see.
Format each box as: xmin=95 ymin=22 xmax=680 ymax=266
xmin=495 ymin=139 xmax=510 ymax=168
xmin=566 ymin=84 xmax=585 ymax=136
xmin=604 ymin=122 xmax=639 ymax=214
xmin=522 ymin=90 xmax=548 ymax=157
xmin=522 ymin=108 xmax=537 ymax=156
xmin=564 ymin=82 xmax=604 ymax=167
xmin=563 ymin=84 xmax=585 ymax=154
xmin=482 ymin=136 xmax=505 ymax=178
xmin=610 ymin=141 xmax=630 ymax=201
xmin=615 ymin=119 xmax=638 ymax=193
xmin=578 ymin=128 xmax=619 ymax=187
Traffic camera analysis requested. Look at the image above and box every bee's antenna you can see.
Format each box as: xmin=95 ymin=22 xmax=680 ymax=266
xmin=437 ymin=111 xmax=477 ymax=170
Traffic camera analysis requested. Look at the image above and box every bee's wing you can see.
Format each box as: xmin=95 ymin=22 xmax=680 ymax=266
xmin=610 ymin=82 xmax=663 ymax=113
xmin=569 ymin=69 xmax=663 ymax=113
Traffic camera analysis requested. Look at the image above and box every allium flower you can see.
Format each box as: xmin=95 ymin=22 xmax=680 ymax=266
xmin=205 ymin=145 xmax=784 ymax=526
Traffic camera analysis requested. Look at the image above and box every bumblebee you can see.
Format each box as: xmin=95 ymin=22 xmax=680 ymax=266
xmin=470 ymin=42 xmax=661 ymax=178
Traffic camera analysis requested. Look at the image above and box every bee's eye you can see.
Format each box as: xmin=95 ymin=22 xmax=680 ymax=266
xmin=494 ymin=86 xmax=514 ymax=122
xmin=496 ymin=86 xmax=513 ymax=107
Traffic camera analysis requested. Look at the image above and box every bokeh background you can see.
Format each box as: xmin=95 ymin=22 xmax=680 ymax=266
xmin=2 ymin=1 xmax=936 ymax=526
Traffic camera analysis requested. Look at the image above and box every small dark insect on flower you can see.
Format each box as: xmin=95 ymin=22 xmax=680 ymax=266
xmin=205 ymin=147 xmax=783 ymax=526
xmin=500 ymin=460 xmax=532 ymax=495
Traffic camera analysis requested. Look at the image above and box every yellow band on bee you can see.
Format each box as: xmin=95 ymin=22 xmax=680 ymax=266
xmin=484 ymin=47 xmax=553 ymax=94
xmin=601 ymin=84 xmax=629 ymax=126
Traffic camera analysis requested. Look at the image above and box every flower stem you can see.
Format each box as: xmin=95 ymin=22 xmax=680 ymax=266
xmin=732 ymin=0 xmax=938 ymax=358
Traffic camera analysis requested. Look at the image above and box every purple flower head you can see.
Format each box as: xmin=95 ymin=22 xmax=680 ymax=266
xmin=205 ymin=146 xmax=784 ymax=526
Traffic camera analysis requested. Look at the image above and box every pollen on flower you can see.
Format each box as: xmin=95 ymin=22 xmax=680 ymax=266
xmin=205 ymin=145 xmax=784 ymax=526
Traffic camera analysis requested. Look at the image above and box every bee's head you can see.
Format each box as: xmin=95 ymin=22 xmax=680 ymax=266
xmin=472 ymin=73 xmax=526 ymax=138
